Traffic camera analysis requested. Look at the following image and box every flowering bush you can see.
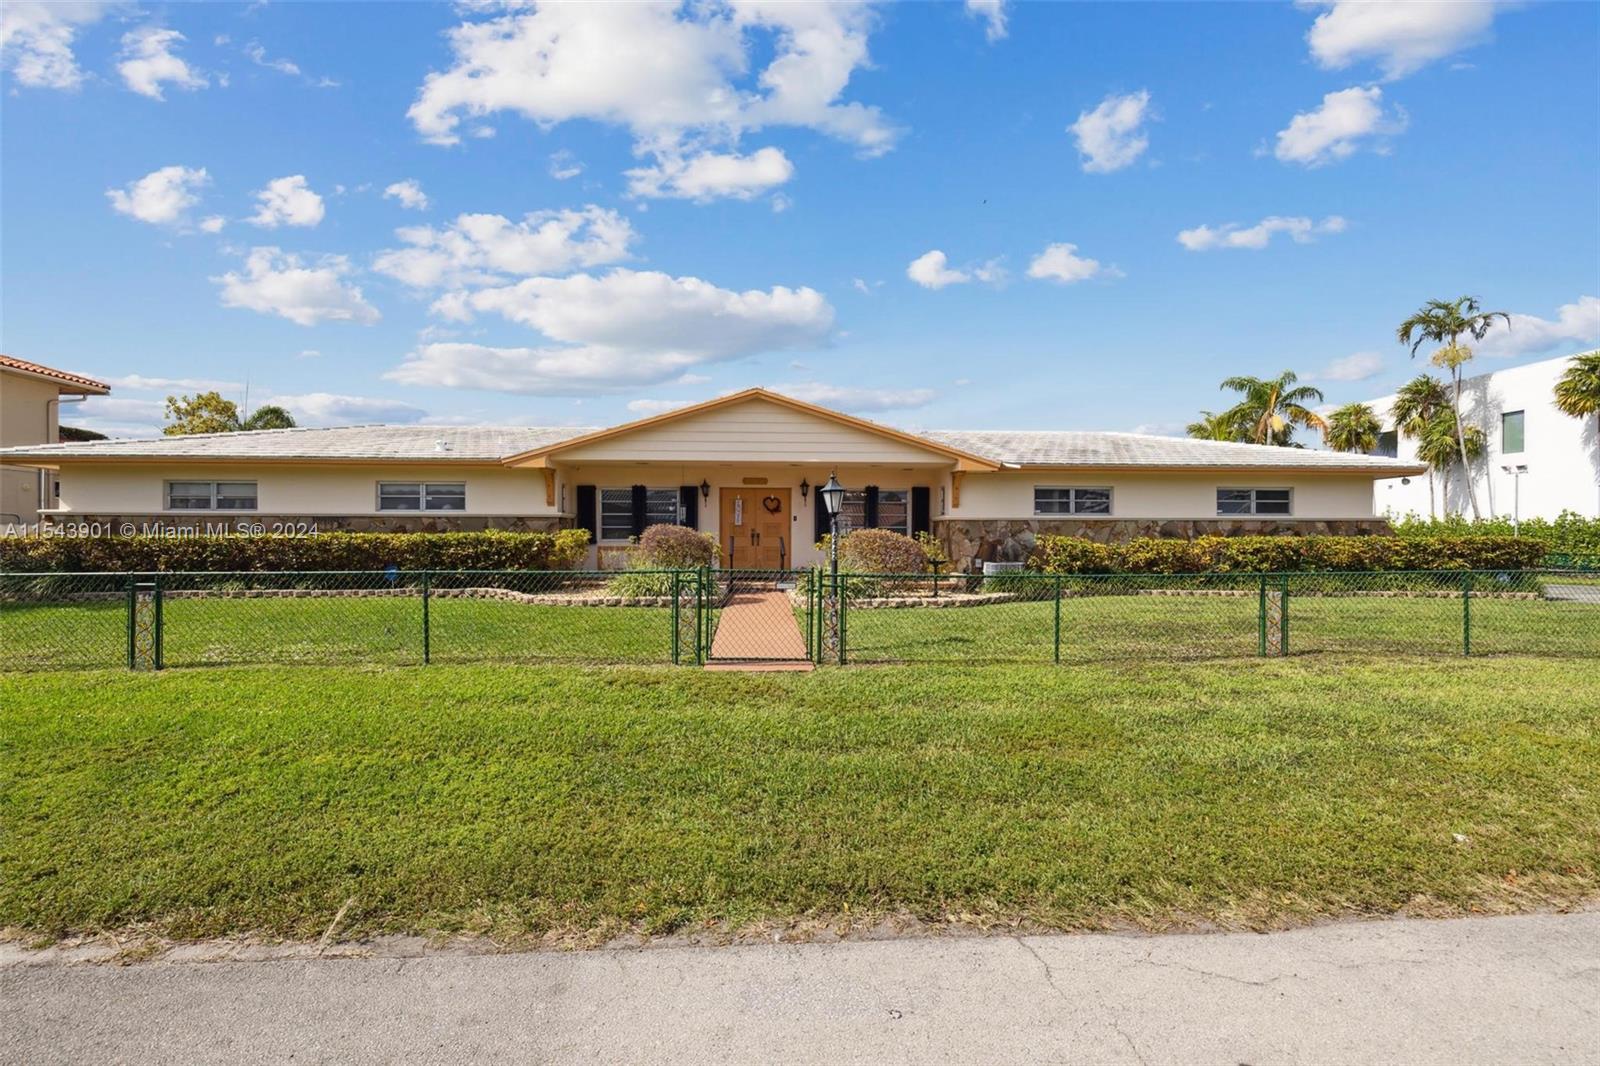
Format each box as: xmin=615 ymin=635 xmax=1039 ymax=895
xmin=837 ymin=528 xmax=929 ymax=573
xmin=634 ymin=524 xmax=719 ymax=569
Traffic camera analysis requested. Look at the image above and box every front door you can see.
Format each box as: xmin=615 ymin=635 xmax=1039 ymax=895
xmin=719 ymin=487 xmax=792 ymax=569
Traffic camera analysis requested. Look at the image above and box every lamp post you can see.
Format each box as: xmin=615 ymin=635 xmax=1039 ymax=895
xmin=818 ymin=471 xmax=846 ymax=663
xmin=1500 ymin=464 xmax=1528 ymax=535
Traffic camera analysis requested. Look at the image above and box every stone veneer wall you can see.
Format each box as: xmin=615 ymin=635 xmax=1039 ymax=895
xmin=936 ymin=517 xmax=1393 ymax=570
xmin=43 ymin=514 xmax=567 ymax=535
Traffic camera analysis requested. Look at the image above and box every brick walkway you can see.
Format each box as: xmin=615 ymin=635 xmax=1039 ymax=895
xmin=706 ymin=589 xmax=812 ymax=670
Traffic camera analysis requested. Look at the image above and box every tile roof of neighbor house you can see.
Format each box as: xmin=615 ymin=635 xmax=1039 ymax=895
xmin=0 ymin=354 xmax=110 ymax=394
xmin=0 ymin=422 xmax=1425 ymax=472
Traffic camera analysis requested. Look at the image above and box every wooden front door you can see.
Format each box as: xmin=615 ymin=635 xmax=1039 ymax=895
xmin=720 ymin=487 xmax=792 ymax=569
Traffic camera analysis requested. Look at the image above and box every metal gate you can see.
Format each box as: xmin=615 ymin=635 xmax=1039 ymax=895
xmin=703 ymin=568 xmax=816 ymax=664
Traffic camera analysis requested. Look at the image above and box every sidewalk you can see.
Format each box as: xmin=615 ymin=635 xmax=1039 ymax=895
xmin=4 ymin=912 xmax=1596 ymax=1064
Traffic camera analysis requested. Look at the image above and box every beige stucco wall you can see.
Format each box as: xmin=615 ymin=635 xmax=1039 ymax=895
xmin=0 ymin=372 xmax=64 ymax=525
xmin=943 ymin=470 xmax=1378 ymax=521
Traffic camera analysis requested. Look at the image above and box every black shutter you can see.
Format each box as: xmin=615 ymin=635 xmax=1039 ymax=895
xmin=813 ymin=492 xmax=830 ymax=544
xmin=630 ymin=484 xmax=648 ymax=538
xmin=911 ymin=486 xmax=931 ymax=536
xmin=575 ymin=485 xmax=597 ymax=544
xmin=864 ymin=485 xmax=880 ymax=529
xmin=679 ymin=485 xmax=699 ymax=529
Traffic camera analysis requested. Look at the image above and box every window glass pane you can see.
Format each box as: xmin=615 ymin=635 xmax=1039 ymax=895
xmin=1216 ymin=489 xmax=1252 ymax=515
xmin=424 ymin=483 xmax=466 ymax=511
xmin=877 ymin=490 xmax=909 ymax=533
xmin=214 ymin=482 xmax=257 ymax=509
xmin=167 ymin=482 xmax=212 ymax=509
xmin=1502 ymin=410 xmax=1524 ymax=454
xmin=838 ymin=491 xmax=867 ymax=535
xmin=1073 ymin=488 xmax=1112 ymax=514
xmin=600 ymin=488 xmax=633 ymax=540
xmin=1253 ymin=496 xmax=1291 ymax=515
xmin=1374 ymin=430 xmax=1398 ymax=458
xmin=1034 ymin=488 xmax=1072 ymax=515
xmin=644 ymin=488 xmax=679 ymax=528
xmin=378 ymin=483 xmax=422 ymax=511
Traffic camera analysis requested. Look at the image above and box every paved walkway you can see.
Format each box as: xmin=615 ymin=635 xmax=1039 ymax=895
xmin=1545 ymin=583 xmax=1600 ymax=603
xmin=4 ymin=912 xmax=1596 ymax=1064
xmin=706 ymin=587 xmax=810 ymax=667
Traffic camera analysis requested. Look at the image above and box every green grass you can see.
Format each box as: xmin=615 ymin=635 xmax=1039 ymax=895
xmin=3 ymin=659 xmax=1596 ymax=945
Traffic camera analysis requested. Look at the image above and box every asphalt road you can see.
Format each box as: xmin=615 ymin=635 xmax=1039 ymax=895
xmin=4 ymin=912 xmax=1597 ymax=1065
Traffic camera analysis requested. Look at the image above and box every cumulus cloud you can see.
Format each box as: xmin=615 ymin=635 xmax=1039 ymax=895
xmin=270 ymin=392 xmax=428 ymax=426
xmin=1304 ymin=1 xmax=1502 ymax=80
xmin=626 ymin=398 xmax=694 ymax=415
xmin=214 ymin=247 xmax=381 ymax=327
xmin=386 ymin=268 xmax=834 ymax=395
xmin=248 ymin=175 xmax=326 ymax=228
xmin=117 ymin=26 xmax=207 ymax=100
xmin=626 ymin=146 xmax=794 ymax=202
xmin=103 ymin=373 xmax=242 ymax=392
xmin=1026 ymin=242 xmax=1117 ymax=283
xmin=1274 ymin=86 xmax=1406 ymax=167
xmin=106 ymin=165 xmax=211 ymax=227
xmin=383 ymin=179 xmax=430 ymax=211
xmin=1311 ymin=351 xmax=1384 ymax=383
xmin=906 ymin=250 xmax=969 ymax=290
xmin=373 ymin=206 xmax=636 ymax=290
xmin=1177 ymin=215 xmax=1347 ymax=251
xmin=1 ymin=0 xmax=110 ymax=90
xmin=70 ymin=396 xmax=168 ymax=438
xmin=1474 ymin=296 xmax=1600 ymax=358
xmin=965 ymin=0 xmax=1008 ymax=42
xmin=199 ymin=215 xmax=226 ymax=233
xmin=548 ymin=150 xmax=583 ymax=180
xmin=770 ymin=383 xmax=935 ymax=412
xmin=1069 ymin=90 xmax=1152 ymax=174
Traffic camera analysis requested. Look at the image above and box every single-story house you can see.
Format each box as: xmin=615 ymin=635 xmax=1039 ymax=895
xmin=0 ymin=388 xmax=1425 ymax=570
xmin=0 ymin=355 xmax=111 ymax=527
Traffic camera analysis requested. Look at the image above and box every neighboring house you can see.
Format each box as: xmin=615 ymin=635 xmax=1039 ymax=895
xmin=1363 ymin=352 xmax=1599 ymax=522
xmin=0 ymin=388 xmax=1423 ymax=569
xmin=0 ymin=355 xmax=110 ymax=528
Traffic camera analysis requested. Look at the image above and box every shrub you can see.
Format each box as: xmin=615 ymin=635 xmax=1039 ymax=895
xmin=633 ymin=524 xmax=719 ymax=569
xmin=1027 ymin=534 xmax=1546 ymax=574
xmin=0 ymin=529 xmax=592 ymax=573
xmin=1390 ymin=510 xmax=1600 ymax=557
xmin=837 ymin=528 xmax=929 ymax=573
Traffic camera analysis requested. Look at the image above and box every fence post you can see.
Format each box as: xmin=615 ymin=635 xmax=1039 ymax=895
xmin=671 ymin=570 xmax=681 ymax=665
xmin=125 ymin=574 xmax=137 ymax=670
xmin=1462 ymin=570 xmax=1471 ymax=657
xmin=1053 ymin=574 xmax=1062 ymax=664
xmin=421 ymin=570 xmax=431 ymax=665
xmin=1258 ymin=574 xmax=1267 ymax=657
xmin=838 ymin=572 xmax=848 ymax=666
xmin=152 ymin=573 xmax=164 ymax=670
xmin=1281 ymin=574 xmax=1291 ymax=656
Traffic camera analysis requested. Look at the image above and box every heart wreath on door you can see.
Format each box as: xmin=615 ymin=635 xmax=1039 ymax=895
xmin=762 ymin=495 xmax=783 ymax=514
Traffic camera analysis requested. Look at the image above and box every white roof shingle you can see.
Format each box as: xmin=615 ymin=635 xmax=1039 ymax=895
xmin=922 ymin=430 xmax=1424 ymax=471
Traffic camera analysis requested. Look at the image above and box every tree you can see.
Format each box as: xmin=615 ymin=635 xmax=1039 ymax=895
xmin=1186 ymin=410 xmax=1248 ymax=442
xmin=1396 ymin=296 xmax=1510 ymax=518
xmin=1215 ymin=370 xmax=1328 ymax=446
xmin=1324 ymin=402 xmax=1381 ymax=453
xmin=1416 ymin=408 xmax=1485 ymax=515
xmin=1553 ymin=350 xmax=1600 ymax=420
xmin=163 ymin=393 xmax=298 ymax=435
xmin=1390 ymin=374 xmax=1451 ymax=518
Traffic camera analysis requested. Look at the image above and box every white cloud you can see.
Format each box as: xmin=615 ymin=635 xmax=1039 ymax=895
xmin=770 ymin=383 xmax=935 ymax=412
xmin=106 ymin=165 xmax=210 ymax=227
xmin=214 ymin=247 xmax=381 ymax=327
xmin=1304 ymin=1 xmax=1502 ymax=80
xmin=1177 ymin=215 xmax=1347 ymax=251
xmin=965 ymin=0 xmax=1008 ymax=43
xmin=627 ymin=146 xmax=794 ymax=202
xmin=117 ymin=26 xmax=207 ymax=100
xmin=103 ymin=373 xmax=242 ymax=392
xmin=1274 ymin=86 xmax=1406 ymax=167
xmin=548 ymin=150 xmax=583 ymax=180
xmin=373 ymin=206 xmax=636 ymax=290
xmin=70 ymin=396 xmax=168 ymax=438
xmin=270 ymin=392 xmax=428 ymax=426
xmin=386 ymin=268 xmax=834 ymax=395
xmin=0 ymin=0 xmax=110 ymax=90
xmin=907 ymin=250 xmax=969 ymax=290
xmin=407 ymin=2 xmax=897 ymax=195
xmin=1312 ymin=351 xmax=1384 ymax=383
xmin=1475 ymin=296 xmax=1600 ymax=358
xmin=626 ymin=398 xmax=693 ymax=415
xmin=248 ymin=175 xmax=326 ymax=228
xmin=199 ymin=215 xmax=226 ymax=234
xmin=1026 ymin=242 xmax=1117 ymax=283
xmin=244 ymin=40 xmax=298 ymax=76
xmin=383 ymin=180 xmax=430 ymax=211
xmin=1069 ymin=90 xmax=1152 ymax=174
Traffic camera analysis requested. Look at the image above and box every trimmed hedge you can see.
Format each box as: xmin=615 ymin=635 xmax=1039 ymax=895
xmin=1390 ymin=510 xmax=1600 ymax=556
xmin=1027 ymin=534 xmax=1547 ymax=575
xmin=0 ymin=529 xmax=592 ymax=573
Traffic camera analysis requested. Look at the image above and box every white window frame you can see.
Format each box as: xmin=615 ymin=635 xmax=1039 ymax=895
xmin=599 ymin=486 xmax=681 ymax=543
xmin=1216 ymin=487 xmax=1293 ymax=516
xmin=376 ymin=481 xmax=467 ymax=512
xmin=1033 ymin=486 xmax=1113 ymax=516
xmin=165 ymin=480 xmax=258 ymax=511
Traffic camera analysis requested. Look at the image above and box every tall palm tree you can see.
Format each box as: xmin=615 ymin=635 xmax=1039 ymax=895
xmin=1324 ymin=402 xmax=1381 ymax=453
xmin=1186 ymin=409 xmax=1247 ymax=442
xmin=1416 ymin=409 xmax=1485 ymax=516
xmin=1390 ymin=374 xmax=1450 ymax=518
xmin=1216 ymin=370 xmax=1328 ymax=446
xmin=1553 ymin=351 xmax=1600 ymax=419
xmin=1396 ymin=296 xmax=1510 ymax=518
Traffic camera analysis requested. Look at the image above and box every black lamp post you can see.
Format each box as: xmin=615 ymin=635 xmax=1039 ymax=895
xmin=818 ymin=471 xmax=846 ymax=663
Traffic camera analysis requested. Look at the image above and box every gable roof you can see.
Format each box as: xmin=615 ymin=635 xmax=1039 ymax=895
xmin=0 ymin=354 xmax=110 ymax=394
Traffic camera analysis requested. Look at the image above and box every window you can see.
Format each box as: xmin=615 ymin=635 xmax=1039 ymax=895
xmin=1217 ymin=488 xmax=1292 ymax=516
xmin=600 ymin=487 xmax=680 ymax=541
xmin=1501 ymin=410 xmax=1525 ymax=454
xmin=1034 ymin=487 xmax=1112 ymax=516
xmin=837 ymin=489 xmax=909 ymax=534
xmin=166 ymin=481 xmax=257 ymax=510
xmin=377 ymin=482 xmax=466 ymax=511
xmin=1373 ymin=430 xmax=1398 ymax=458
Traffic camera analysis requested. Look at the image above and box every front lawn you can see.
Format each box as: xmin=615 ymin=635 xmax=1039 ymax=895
xmin=2 ymin=659 xmax=1596 ymax=945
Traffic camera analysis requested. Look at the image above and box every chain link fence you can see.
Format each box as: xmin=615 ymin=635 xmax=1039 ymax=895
xmin=0 ymin=568 xmax=1594 ymax=672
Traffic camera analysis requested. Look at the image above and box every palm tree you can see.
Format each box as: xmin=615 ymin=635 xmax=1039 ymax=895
xmin=1216 ymin=370 xmax=1328 ymax=446
xmin=1396 ymin=296 xmax=1510 ymax=518
xmin=1390 ymin=374 xmax=1450 ymax=517
xmin=1186 ymin=410 xmax=1247 ymax=442
xmin=1553 ymin=351 xmax=1600 ymax=420
xmin=1324 ymin=402 xmax=1381 ymax=453
xmin=1416 ymin=409 xmax=1485 ymax=515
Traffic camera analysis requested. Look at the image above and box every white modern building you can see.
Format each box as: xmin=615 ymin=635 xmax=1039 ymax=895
xmin=1363 ymin=352 xmax=1599 ymax=522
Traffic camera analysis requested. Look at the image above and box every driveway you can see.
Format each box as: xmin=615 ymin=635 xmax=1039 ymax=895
xmin=1544 ymin=583 xmax=1600 ymax=604
xmin=4 ymin=912 xmax=1597 ymax=1065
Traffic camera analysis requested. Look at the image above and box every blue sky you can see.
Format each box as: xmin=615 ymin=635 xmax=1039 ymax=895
xmin=2 ymin=0 xmax=1596 ymax=439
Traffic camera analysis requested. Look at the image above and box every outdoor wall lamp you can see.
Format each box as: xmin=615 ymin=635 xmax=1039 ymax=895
xmin=799 ymin=478 xmax=810 ymax=502
xmin=699 ymin=479 xmax=711 ymax=501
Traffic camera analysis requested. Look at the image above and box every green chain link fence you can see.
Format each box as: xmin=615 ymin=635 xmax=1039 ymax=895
xmin=1 ymin=568 xmax=1595 ymax=672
